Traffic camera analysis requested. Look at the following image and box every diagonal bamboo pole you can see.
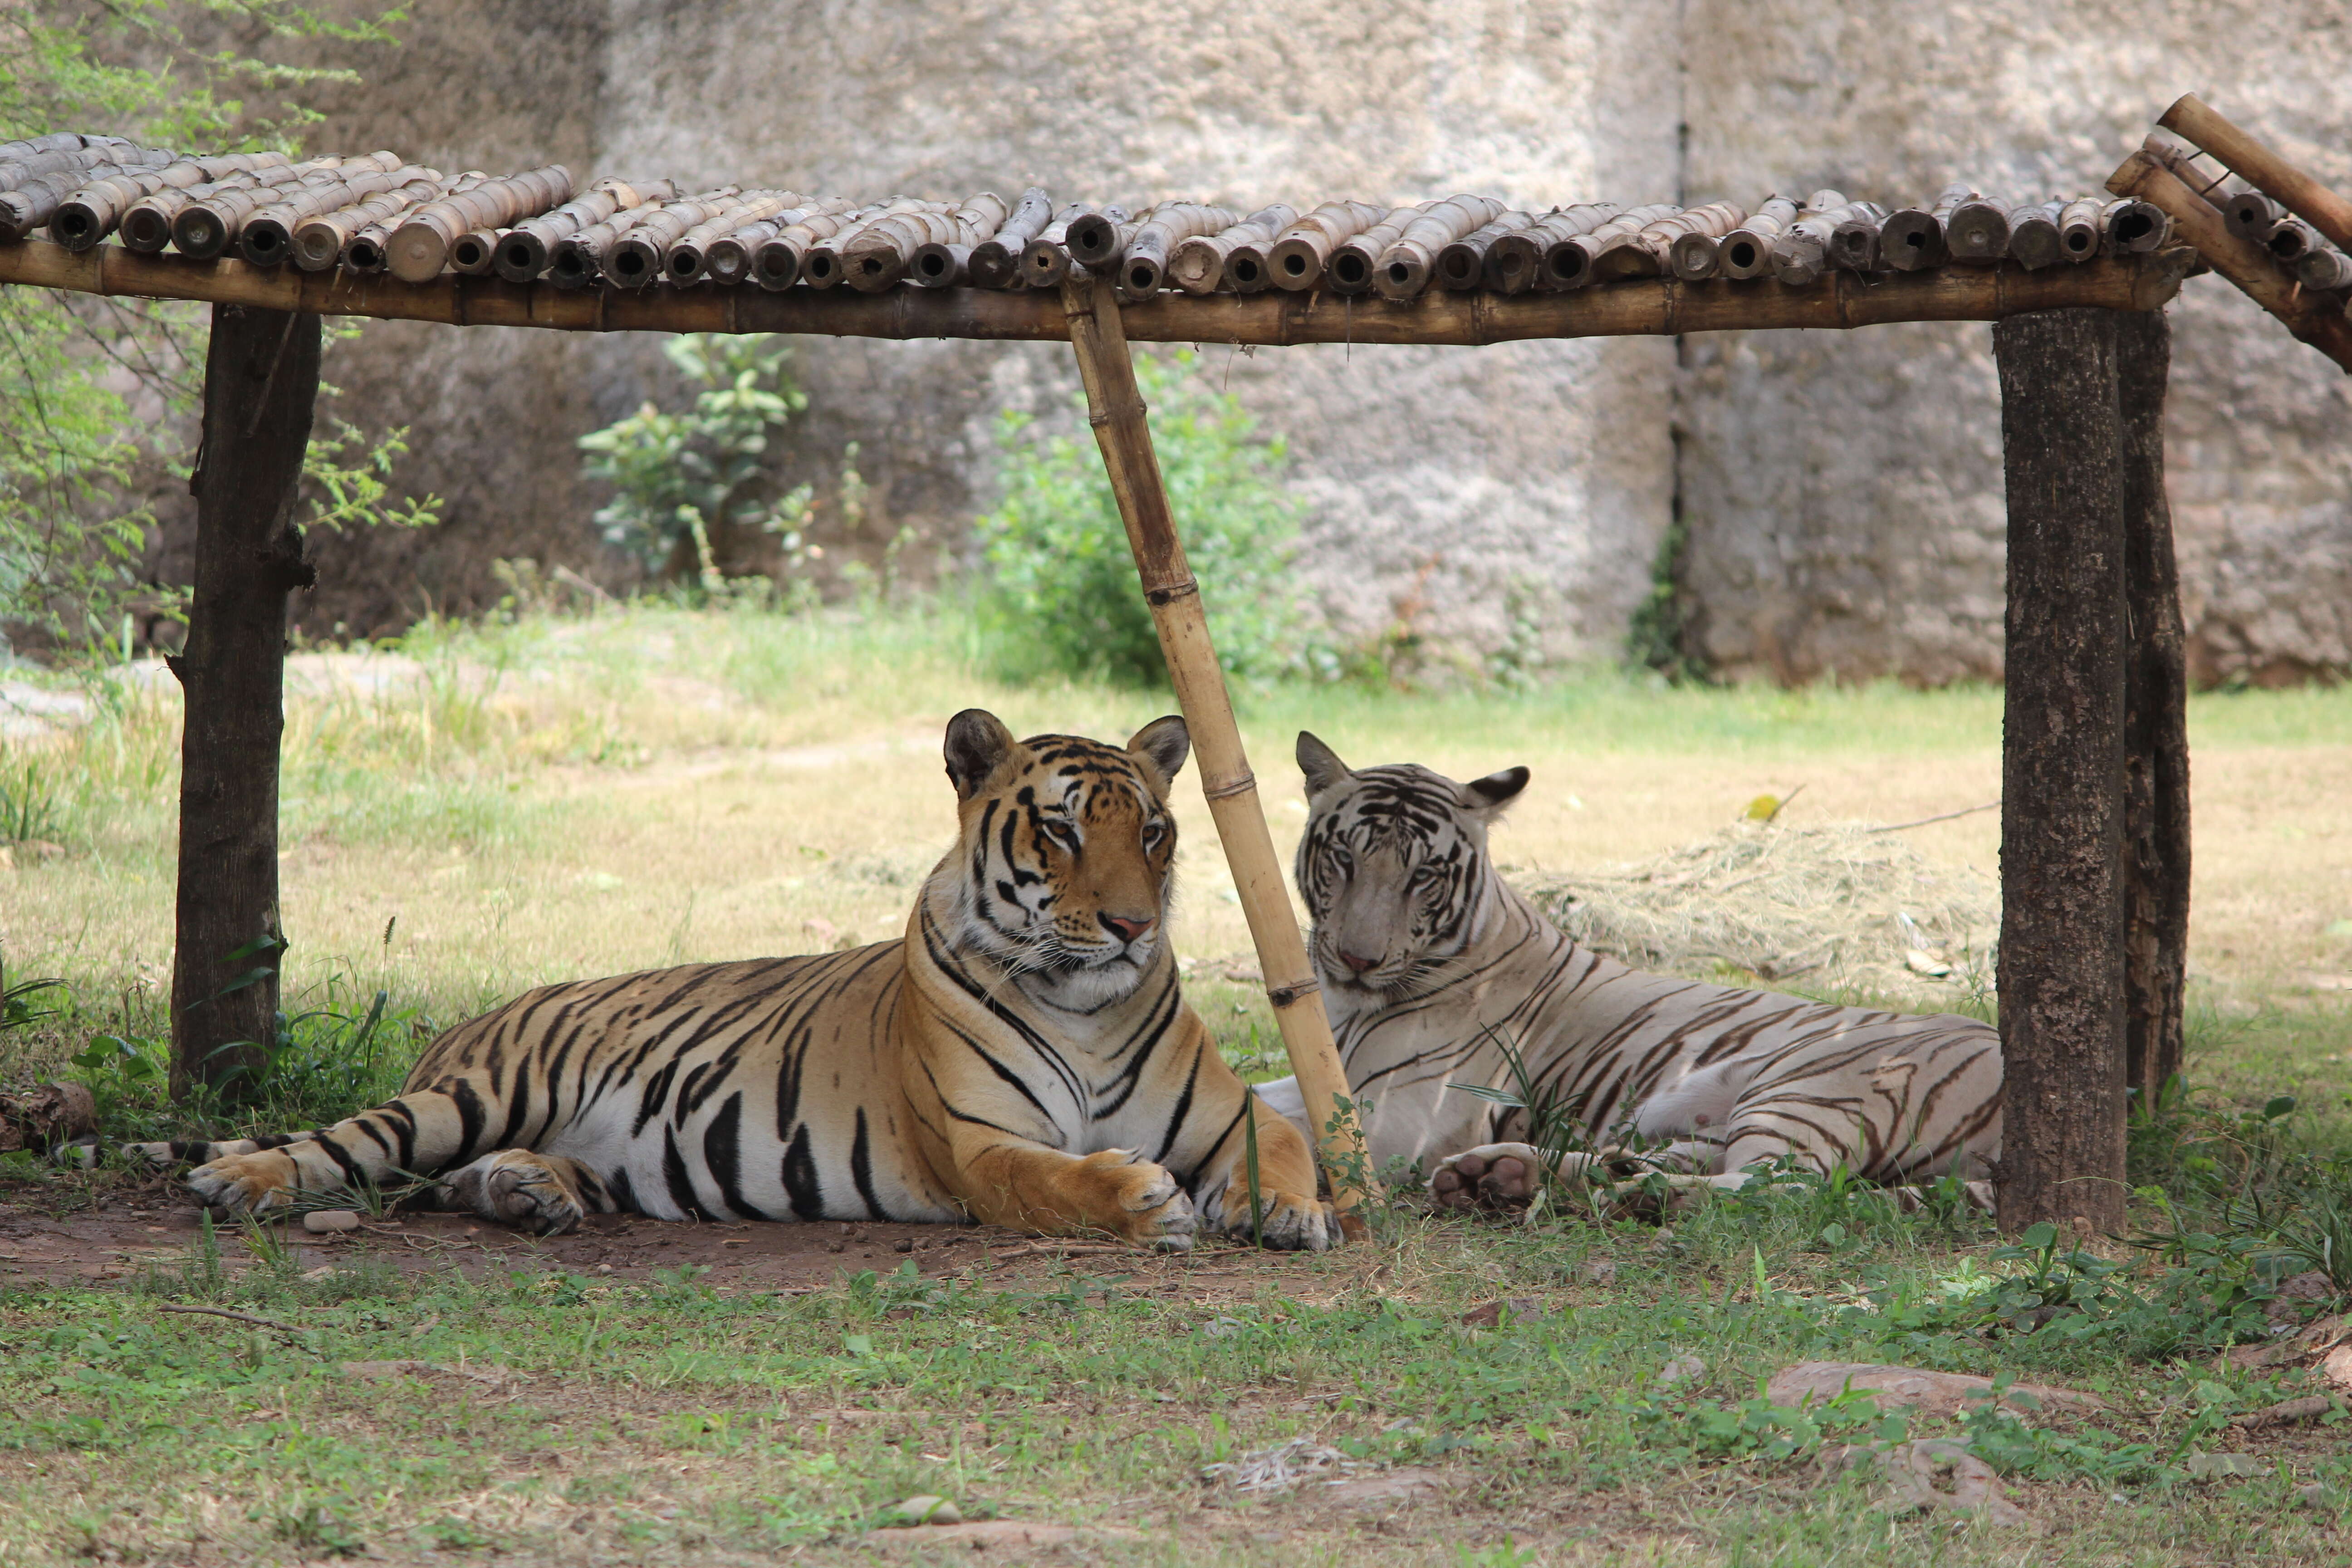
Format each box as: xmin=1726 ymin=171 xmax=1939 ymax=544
xmin=1058 ymin=274 xmax=1372 ymax=1218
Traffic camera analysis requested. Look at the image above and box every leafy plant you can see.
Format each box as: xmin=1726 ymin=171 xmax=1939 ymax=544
xmin=577 ymin=333 xmax=810 ymax=583
xmin=975 ymin=350 xmax=1323 ymax=687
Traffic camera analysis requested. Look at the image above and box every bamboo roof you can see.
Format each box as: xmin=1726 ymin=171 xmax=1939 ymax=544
xmin=0 ymin=136 xmax=2195 ymax=343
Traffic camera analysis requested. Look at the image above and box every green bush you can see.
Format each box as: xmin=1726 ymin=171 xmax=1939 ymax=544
xmin=578 ymin=333 xmax=810 ymax=584
xmin=975 ymin=350 xmax=1321 ymax=687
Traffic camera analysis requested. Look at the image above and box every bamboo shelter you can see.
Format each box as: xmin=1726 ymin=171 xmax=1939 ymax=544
xmin=12 ymin=105 xmax=2337 ymax=1230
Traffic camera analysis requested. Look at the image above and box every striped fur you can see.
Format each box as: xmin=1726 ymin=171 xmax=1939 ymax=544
xmin=1256 ymin=735 xmax=2002 ymax=1205
xmin=128 ymin=712 xmax=1336 ymax=1251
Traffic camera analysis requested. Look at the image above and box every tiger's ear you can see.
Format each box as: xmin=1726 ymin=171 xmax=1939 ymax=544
xmin=1126 ymin=715 xmax=1191 ymax=788
xmin=1464 ymin=766 xmax=1531 ymax=818
xmin=944 ymin=709 xmax=1016 ymax=800
xmin=1296 ymin=731 xmax=1354 ymax=798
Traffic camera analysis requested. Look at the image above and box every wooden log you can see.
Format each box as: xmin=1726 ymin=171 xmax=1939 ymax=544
xmin=2007 ymin=199 xmax=2065 ymax=271
xmin=1368 ymin=195 xmax=1504 ymax=299
xmin=387 ymin=163 xmax=573 ymax=283
xmin=1436 ymin=209 xmax=1534 ymax=290
xmin=291 ymin=175 xmax=443 ymax=270
xmin=2159 ymin=93 xmax=2352 ymax=252
xmin=122 ymin=158 xmax=336 ymax=254
xmin=1717 ymin=196 xmax=1798 ymax=280
xmin=1056 ymin=273 xmax=1371 ymax=1219
xmin=846 ymin=193 xmax=1004 ymax=293
xmin=0 ymin=239 xmax=2189 ymax=345
xmin=170 ymin=302 xmax=322 ymax=1102
xmin=1993 ymin=305 xmax=2131 ymax=1235
xmin=1020 ymin=203 xmax=1112 ymax=289
xmin=2295 ymin=247 xmax=2352 ymax=291
xmin=176 ymin=153 xmax=401 ymax=259
xmin=1546 ymin=202 xmax=1679 ymax=289
xmin=2109 ymin=144 xmax=2352 ymax=372
xmin=1267 ymin=200 xmax=1386 ymax=292
xmin=52 ymin=153 xmax=290 ymax=251
xmin=2114 ymin=309 xmax=2190 ymax=1106
xmin=495 ymin=177 xmax=676 ymax=283
xmin=1167 ymin=205 xmax=1297 ymax=295
xmin=240 ymin=163 xmax=441 ymax=267
xmin=1118 ymin=203 xmax=1241 ymax=296
xmin=1879 ymin=181 xmax=1974 ymax=272
xmin=1774 ymin=201 xmax=1884 ymax=288
xmin=1945 ymin=195 xmax=2012 ymax=265
xmin=2101 ymin=198 xmax=2171 ymax=255
xmin=755 ymin=201 xmax=875 ymax=290
xmin=969 ymin=186 xmax=1054 ymax=288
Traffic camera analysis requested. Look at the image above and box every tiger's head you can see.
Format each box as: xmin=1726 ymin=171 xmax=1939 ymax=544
xmin=1293 ymin=732 xmax=1529 ymax=997
xmin=935 ymin=708 xmax=1191 ymax=1012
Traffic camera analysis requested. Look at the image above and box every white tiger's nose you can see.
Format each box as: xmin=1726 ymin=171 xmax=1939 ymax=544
xmin=1338 ymin=949 xmax=1380 ymax=974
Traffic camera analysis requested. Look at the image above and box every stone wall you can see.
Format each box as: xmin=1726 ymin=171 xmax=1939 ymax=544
xmin=261 ymin=0 xmax=2352 ymax=681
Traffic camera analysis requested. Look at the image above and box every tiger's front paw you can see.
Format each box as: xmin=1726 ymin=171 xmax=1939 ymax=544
xmin=1218 ymin=1189 xmax=1339 ymax=1251
xmin=1072 ymin=1148 xmax=1196 ymax=1251
xmin=1431 ymin=1142 xmax=1548 ymax=1214
xmin=186 ymin=1149 xmax=304 ymax=1215
xmin=439 ymin=1150 xmax=585 ymax=1236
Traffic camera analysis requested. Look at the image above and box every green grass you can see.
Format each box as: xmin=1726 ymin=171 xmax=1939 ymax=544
xmin=6 ymin=598 xmax=2352 ymax=1563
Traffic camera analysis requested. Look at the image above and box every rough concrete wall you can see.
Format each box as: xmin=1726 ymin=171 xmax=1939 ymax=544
xmin=1678 ymin=0 xmax=2352 ymax=685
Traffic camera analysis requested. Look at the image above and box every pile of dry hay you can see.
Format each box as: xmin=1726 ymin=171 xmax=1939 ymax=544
xmin=1511 ymin=822 xmax=1998 ymax=1000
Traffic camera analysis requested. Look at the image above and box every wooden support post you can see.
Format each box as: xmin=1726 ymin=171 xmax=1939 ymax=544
xmin=168 ymin=303 xmax=320 ymax=1101
xmin=2117 ymin=310 xmax=2190 ymax=1105
xmin=1058 ymin=275 xmax=1372 ymax=1213
xmin=1993 ymin=307 xmax=2130 ymax=1233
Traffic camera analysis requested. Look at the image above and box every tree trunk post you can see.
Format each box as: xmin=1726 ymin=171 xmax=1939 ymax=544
xmin=168 ymin=303 xmax=320 ymax=1101
xmin=1993 ymin=307 xmax=2131 ymax=1234
xmin=1058 ymin=275 xmax=1372 ymax=1218
xmin=2116 ymin=310 xmax=2190 ymax=1107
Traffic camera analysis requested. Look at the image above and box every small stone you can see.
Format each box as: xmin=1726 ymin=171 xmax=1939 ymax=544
xmin=2184 ymin=1452 xmax=2260 ymax=1480
xmin=886 ymin=1495 xmax=962 ymax=1526
xmin=301 ymin=1210 xmax=360 ymax=1234
xmin=1582 ymin=1258 xmax=1618 ymax=1285
xmin=596 ymin=1264 xmax=613 ymax=1274
xmin=1656 ymin=1354 xmax=1705 ymax=1388
xmin=894 ymin=1238 xmax=914 ymax=1253
xmin=2297 ymin=1482 xmax=2343 ymax=1510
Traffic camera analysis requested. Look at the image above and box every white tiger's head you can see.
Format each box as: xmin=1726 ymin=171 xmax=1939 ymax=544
xmin=936 ymin=708 xmax=1191 ymax=1012
xmin=1293 ymin=732 xmax=1529 ymax=997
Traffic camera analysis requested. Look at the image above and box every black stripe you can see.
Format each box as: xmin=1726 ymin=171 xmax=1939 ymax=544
xmin=1153 ymin=1048 xmax=1203 ymax=1164
xmin=780 ymin=1123 xmax=821 ymax=1220
xmin=662 ymin=1127 xmax=714 ymax=1221
xmin=850 ymin=1108 xmax=883 ymax=1219
xmin=703 ymin=1091 xmax=770 ymax=1220
xmin=449 ymin=1079 xmax=489 ymax=1166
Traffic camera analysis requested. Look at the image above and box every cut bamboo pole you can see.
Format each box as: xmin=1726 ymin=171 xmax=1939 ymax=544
xmin=667 ymin=192 xmax=800 ymax=284
xmin=1268 ymin=200 xmax=1386 ymax=291
xmin=1596 ymin=201 xmax=1743 ymax=284
xmin=2296 ymin=248 xmax=2352 ymax=291
xmin=1880 ymin=181 xmax=1975 ymax=272
xmin=53 ymin=153 xmax=289 ymax=251
xmin=2158 ymin=93 xmax=2352 ymax=252
xmin=240 ymin=162 xmax=441 ymax=267
xmin=291 ymin=174 xmax=443 ymax=270
xmin=1055 ymin=273 xmax=1370 ymax=1219
xmin=608 ymin=189 xmax=756 ymax=288
xmin=968 ymin=186 xmax=1053 ymax=288
xmin=2006 ymin=199 xmax=2064 ymax=270
xmin=1436 ymin=209 xmax=1533 ymax=290
xmin=1774 ymin=201 xmax=1883 ymax=287
xmin=846 ymin=193 xmax=1004 ymax=293
xmin=707 ymin=198 xmax=851 ymax=286
xmin=1327 ymin=202 xmax=1431 ymax=295
xmin=1717 ymin=196 xmax=1798 ymax=279
xmin=122 ymin=161 xmax=330 ymax=254
xmin=1019 ymin=203 xmax=1104 ymax=289
xmin=497 ymin=178 xmax=676 ymax=283
xmin=2101 ymin=197 xmax=2171 ymax=254
xmin=2258 ymin=216 xmax=2323 ymax=264
xmin=1830 ymin=204 xmax=1887 ymax=273
xmin=0 ymin=238 xmax=2190 ymax=344
xmin=175 ymin=155 xmax=402 ymax=259
xmin=2057 ymin=196 xmax=2107 ymax=263
xmin=2107 ymin=142 xmax=2352 ymax=374
xmin=1167 ymin=205 xmax=1296 ymax=295
xmin=1118 ymin=203 xmax=1241 ymax=296
xmin=755 ymin=201 xmax=873 ymax=290
xmin=1944 ymin=194 xmax=2011 ymax=264
xmin=1545 ymin=202 xmax=1678 ymax=289
xmin=387 ymin=163 xmax=573 ymax=282
xmin=1661 ymin=201 xmax=1753 ymax=281
xmin=2221 ymin=189 xmax=2281 ymax=240
xmin=1373 ymin=195 xmax=1505 ymax=299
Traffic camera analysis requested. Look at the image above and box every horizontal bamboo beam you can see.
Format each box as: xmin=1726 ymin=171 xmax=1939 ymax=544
xmin=0 ymin=237 xmax=2190 ymax=346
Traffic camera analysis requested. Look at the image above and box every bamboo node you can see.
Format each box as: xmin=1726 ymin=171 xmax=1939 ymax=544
xmin=1201 ymin=770 xmax=1259 ymax=801
xmin=1144 ymin=578 xmax=1200 ymax=606
xmin=1086 ymin=399 xmax=1147 ymax=428
xmin=1266 ymin=979 xmax=1323 ymax=1008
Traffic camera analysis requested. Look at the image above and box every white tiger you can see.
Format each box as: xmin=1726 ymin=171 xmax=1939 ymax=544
xmin=1256 ymin=734 xmax=2002 ymax=1212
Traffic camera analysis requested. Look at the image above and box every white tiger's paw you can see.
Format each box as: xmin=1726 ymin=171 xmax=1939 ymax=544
xmin=1219 ymin=1190 xmax=1338 ymax=1251
xmin=186 ymin=1149 xmax=304 ymax=1215
xmin=1431 ymin=1143 xmax=1549 ymax=1214
xmin=438 ymin=1150 xmax=586 ymax=1236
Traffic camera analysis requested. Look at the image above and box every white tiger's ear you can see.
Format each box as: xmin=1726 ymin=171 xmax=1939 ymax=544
xmin=1296 ymin=731 xmax=1354 ymax=798
xmin=1126 ymin=715 xmax=1191 ymax=788
xmin=944 ymin=709 xmax=1016 ymax=800
xmin=1464 ymin=766 xmax=1531 ymax=818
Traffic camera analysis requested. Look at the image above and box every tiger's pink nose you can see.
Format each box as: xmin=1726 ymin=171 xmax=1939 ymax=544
xmin=1100 ymin=914 xmax=1155 ymax=945
xmin=1338 ymin=949 xmax=1380 ymax=974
